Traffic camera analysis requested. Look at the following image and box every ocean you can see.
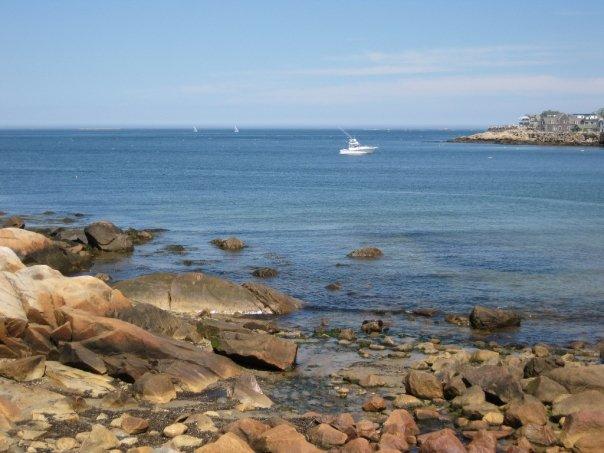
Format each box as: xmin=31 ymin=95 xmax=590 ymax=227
xmin=1 ymin=128 xmax=603 ymax=345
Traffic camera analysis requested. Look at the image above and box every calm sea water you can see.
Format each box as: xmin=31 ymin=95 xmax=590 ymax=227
xmin=1 ymin=129 xmax=603 ymax=345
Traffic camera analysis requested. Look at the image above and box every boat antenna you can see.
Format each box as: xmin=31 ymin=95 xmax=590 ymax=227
xmin=338 ymin=127 xmax=353 ymax=139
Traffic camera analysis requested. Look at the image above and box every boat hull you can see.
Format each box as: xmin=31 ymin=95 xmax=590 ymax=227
xmin=339 ymin=146 xmax=377 ymax=155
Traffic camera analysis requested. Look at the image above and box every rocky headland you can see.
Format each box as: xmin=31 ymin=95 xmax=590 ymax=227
xmin=0 ymin=211 xmax=603 ymax=452
xmin=453 ymin=127 xmax=604 ymax=147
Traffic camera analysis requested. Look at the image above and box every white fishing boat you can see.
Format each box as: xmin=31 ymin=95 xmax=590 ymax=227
xmin=339 ymin=128 xmax=377 ymax=155
xmin=233 ymin=125 xmax=239 ymax=133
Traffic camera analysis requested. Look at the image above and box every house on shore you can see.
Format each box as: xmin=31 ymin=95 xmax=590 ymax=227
xmin=571 ymin=113 xmax=602 ymax=132
xmin=518 ymin=110 xmax=604 ymax=133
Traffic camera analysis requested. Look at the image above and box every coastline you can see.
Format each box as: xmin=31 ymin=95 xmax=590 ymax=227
xmin=452 ymin=127 xmax=604 ymax=147
xmin=1 ymin=214 xmax=603 ymax=452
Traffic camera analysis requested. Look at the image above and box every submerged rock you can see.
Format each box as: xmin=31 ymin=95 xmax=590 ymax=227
xmin=211 ymin=236 xmax=245 ymax=251
xmin=1 ymin=216 xmax=24 ymax=229
xmin=469 ymin=305 xmax=521 ymax=330
xmin=347 ymin=247 xmax=383 ymax=259
xmin=251 ymin=267 xmax=278 ymax=278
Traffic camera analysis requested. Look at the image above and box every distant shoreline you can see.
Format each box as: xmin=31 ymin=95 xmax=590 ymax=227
xmin=452 ymin=127 xmax=604 ymax=147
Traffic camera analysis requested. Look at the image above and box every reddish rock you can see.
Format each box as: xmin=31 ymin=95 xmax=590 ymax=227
xmin=226 ymin=417 xmax=271 ymax=448
xmin=379 ymin=431 xmax=409 ymax=451
xmin=467 ymin=430 xmax=497 ymax=453
xmin=307 ymin=423 xmax=347 ymax=448
xmin=195 ymin=432 xmax=254 ymax=453
xmin=517 ymin=423 xmax=557 ymax=447
xmin=418 ymin=428 xmax=466 ymax=453
xmin=406 ymin=370 xmax=444 ymax=400
xmin=50 ymin=322 xmax=72 ymax=342
xmin=383 ymin=409 xmax=420 ymax=436
xmin=560 ymin=410 xmax=604 ymax=450
xmin=255 ymin=424 xmax=321 ymax=453
xmin=355 ymin=419 xmax=380 ymax=441
xmin=58 ymin=342 xmax=107 ymax=375
xmin=133 ymin=372 xmax=176 ymax=404
xmin=121 ymin=414 xmax=149 ymax=434
xmin=504 ymin=395 xmax=548 ymax=427
xmin=546 ymin=365 xmax=604 ymax=394
xmin=362 ymin=395 xmax=387 ymax=412
xmin=340 ymin=437 xmax=372 ymax=453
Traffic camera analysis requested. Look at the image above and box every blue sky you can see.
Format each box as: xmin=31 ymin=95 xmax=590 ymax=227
xmin=1 ymin=0 xmax=603 ymax=127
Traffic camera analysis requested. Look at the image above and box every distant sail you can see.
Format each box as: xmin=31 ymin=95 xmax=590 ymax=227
xmin=193 ymin=127 xmax=198 ymax=133
xmin=234 ymin=125 xmax=239 ymax=133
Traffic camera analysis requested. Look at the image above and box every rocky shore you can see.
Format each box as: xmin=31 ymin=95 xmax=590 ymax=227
xmin=0 ymin=213 xmax=603 ymax=452
xmin=453 ymin=127 xmax=604 ymax=147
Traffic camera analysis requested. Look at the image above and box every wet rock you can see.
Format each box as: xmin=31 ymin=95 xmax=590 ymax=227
xmin=52 ymin=228 xmax=88 ymax=245
xmin=417 ymin=428 xmax=466 ymax=453
xmin=552 ymin=390 xmax=604 ymax=418
xmin=443 ymin=374 xmax=467 ymax=400
xmin=308 ymin=423 xmax=347 ymax=448
xmin=252 ymin=267 xmax=278 ymax=278
xmin=211 ymin=237 xmax=245 ymax=251
xmin=361 ymin=319 xmax=383 ymax=334
xmin=445 ymin=314 xmax=470 ymax=326
xmin=362 ymin=395 xmax=387 ymax=412
xmin=469 ymin=306 xmax=521 ymax=330
xmin=114 ymin=272 xmax=302 ymax=315
xmin=133 ymin=372 xmax=177 ymax=404
xmin=412 ymin=308 xmax=438 ymax=317
xmin=162 ymin=244 xmax=187 ymax=254
xmin=406 ymin=370 xmax=444 ymax=400
xmin=461 ymin=365 xmax=524 ymax=403
xmin=525 ymin=375 xmax=568 ymax=403
xmin=560 ymin=410 xmax=604 ymax=450
xmin=0 ymin=355 xmax=45 ymax=381
xmin=338 ymin=328 xmax=356 ymax=341
xmin=546 ymin=364 xmax=604 ymax=393
xmin=125 ymin=228 xmax=154 ymax=245
xmin=504 ymin=394 xmax=548 ymax=427
xmin=466 ymin=430 xmax=497 ymax=453
xmin=85 ymin=221 xmax=133 ymax=252
xmin=2 ymin=216 xmax=24 ymax=229
xmin=393 ymin=394 xmax=423 ymax=409
xmin=121 ymin=414 xmax=149 ymax=435
xmin=325 ymin=281 xmax=341 ymax=291
xmin=195 ymin=432 xmax=254 ymax=452
xmin=347 ymin=246 xmax=383 ymax=259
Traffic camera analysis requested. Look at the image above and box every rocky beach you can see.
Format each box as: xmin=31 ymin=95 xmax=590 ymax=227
xmin=453 ymin=128 xmax=604 ymax=147
xmin=0 ymin=213 xmax=602 ymax=453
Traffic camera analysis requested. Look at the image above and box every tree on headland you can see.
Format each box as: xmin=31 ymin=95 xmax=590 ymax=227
xmin=541 ymin=110 xmax=562 ymax=116
xmin=595 ymin=108 xmax=604 ymax=117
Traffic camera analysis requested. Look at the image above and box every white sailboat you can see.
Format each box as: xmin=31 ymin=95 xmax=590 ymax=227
xmin=233 ymin=125 xmax=239 ymax=133
xmin=339 ymin=128 xmax=377 ymax=155
xmin=193 ymin=127 xmax=198 ymax=133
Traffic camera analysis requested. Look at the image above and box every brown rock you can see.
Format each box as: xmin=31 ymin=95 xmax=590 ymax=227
xmin=58 ymin=342 xmax=106 ymax=375
xmin=340 ymin=437 xmax=372 ymax=453
xmin=121 ymin=414 xmax=149 ymax=435
xmin=467 ymin=430 xmax=497 ymax=453
xmin=355 ymin=419 xmax=380 ymax=441
xmin=461 ymin=365 xmax=524 ymax=403
xmin=226 ymin=417 xmax=271 ymax=448
xmin=251 ymin=267 xmax=278 ymax=279
xmin=134 ymin=373 xmax=176 ymax=404
xmin=195 ymin=432 xmax=254 ymax=453
xmin=504 ymin=395 xmax=548 ymax=427
xmin=383 ymin=409 xmax=420 ymax=436
xmin=0 ymin=355 xmax=45 ymax=381
xmin=347 ymin=247 xmax=383 ymax=259
xmin=546 ymin=365 xmax=604 ymax=394
xmin=552 ymin=390 xmax=604 ymax=418
xmin=379 ymin=431 xmax=409 ymax=451
xmin=361 ymin=319 xmax=383 ymax=334
xmin=256 ymin=424 xmax=322 ymax=453
xmin=362 ymin=395 xmax=387 ymax=412
xmin=517 ymin=424 xmax=557 ymax=447
xmin=308 ymin=423 xmax=347 ymax=448
xmin=445 ymin=314 xmax=470 ymax=326
xmin=525 ymin=375 xmax=567 ymax=403
xmin=79 ymin=424 xmax=119 ymax=451
xmin=210 ymin=237 xmax=245 ymax=251
xmin=241 ymin=282 xmax=303 ymax=314
xmin=2 ymin=216 xmax=24 ymax=229
xmin=469 ymin=306 xmax=520 ymax=330
xmin=523 ymin=357 xmax=559 ymax=378
xmin=406 ymin=370 xmax=444 ymax=400
xmin=418 ymin=428 xmax=466 ymax=453
xmin=560 ymin=410 xmax=604 ymax=450
xmin=50 ymin=322 xmax=72 ymax=342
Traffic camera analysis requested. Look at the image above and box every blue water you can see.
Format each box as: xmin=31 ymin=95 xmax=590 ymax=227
xmin=1 ymin=129 xmax=603 ymax=345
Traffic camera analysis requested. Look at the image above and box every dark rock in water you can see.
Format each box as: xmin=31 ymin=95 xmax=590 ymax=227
xmin=469 ymin=305 xmax=521 ymax=330
xmin=523 ymin=357 xmax=560 ymax=378
xmin=198 ymin=317 xmax=297 ymax=371
xmin=241 ymin=282 xmax=302 ymax=314
xmin=251 ymin=267 xmax=278 ymax=279
xmin=125 ymin=228 xmax=154 ymax=245
xmin=73 ymin=212 xmax=85 ymax=218
xmin=2 ymin=215 xmax=25 ymax=229
xmin=85 ymin=221 xmax=133 ymax=252
xmin=338 ymin=328 xmax=356 ymax=341
xmin=162 ymin=244 xmax=187 ymax=254
xmin=22 ymin=244 xmax=92 ymax=275
xmin=412 ymin=308 xmax=438 ymax=318
xmin=347 ymin=247 xmax=383 ymax=259
xmin=325 ymin=281 xmax=342 ymax=291
xmin=461 ymin=365 xmax=524 ymax=404
xmin=115 ymin=302 xmax=202 ymax=343
xmin=52 ymin=228 xmax=88 ymax=245
xmin=211 ymin=237 xmax=245 ymax=251
xmin=445 ymin=314 xmax=470 ymax=326
xmin=0 ymin=211 xmax=6 ymax=216
xmin=95 ymin=273 xmax=111 ymax=283
xmin=60 ymin=217 xmax=75 ymax=224
xmin=361 ymin=319 xmax=384 ymax=334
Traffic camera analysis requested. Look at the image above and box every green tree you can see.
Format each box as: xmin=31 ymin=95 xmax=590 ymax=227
xmin=541 ymin=110 xmax=562 ymax=116
xmin=595 ymin=108 xmax=604 ymax=117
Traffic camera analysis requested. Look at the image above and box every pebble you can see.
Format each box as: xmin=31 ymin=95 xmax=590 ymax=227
xmin=170 ymin=434 xmax=203 ymax=448
xmin=163 ymin=423 xmax=187 ymax=438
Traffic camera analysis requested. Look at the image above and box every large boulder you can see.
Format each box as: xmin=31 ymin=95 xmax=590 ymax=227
xmin=211 ymin=237 xmax=245 ymax=251
xmin=546 ymin=365 xmax=604 ymax=394
xmin=417 ymin=428 xmax=466 ymax=453
xmin=347 ymin=247 xmax=383 ymax=259
xmin=406 ymin=370 xmax=444 ymax=400
xmin=560 ymin=410 xmax=604 ymax=451
xmin=84 ymin=221 xmax=133 ymax=252
xmin=196 ymin=432 xmax=254 ymax=453
xmin=461 ymin=365 xmax=524 ymax=403
xmin=0 ymin=247 xmax=25 ymax=273
xmin=114 ymin=272 xmax=302 ymax=315
xmin=552 ymin=390 xmax=604 ymax=418
xmin=469 ymin=305 xmax=521 ymax=330
xmin=0 ymin=228 xmax=52 ymax=258
xmin=198 ymin=318 xmax=297 ymax=371
xmin=1 ymin=216 xmax=24 ymax=229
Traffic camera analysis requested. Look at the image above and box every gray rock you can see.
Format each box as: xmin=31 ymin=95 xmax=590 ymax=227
xmin=469 ymin=305 xmax=521 ymax=330
xmin=85 ymin=221 xmax=133 ymax=252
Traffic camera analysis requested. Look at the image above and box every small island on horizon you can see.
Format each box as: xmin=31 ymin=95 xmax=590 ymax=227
xmin=454 ymin=109 xmax=604 ymax=147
